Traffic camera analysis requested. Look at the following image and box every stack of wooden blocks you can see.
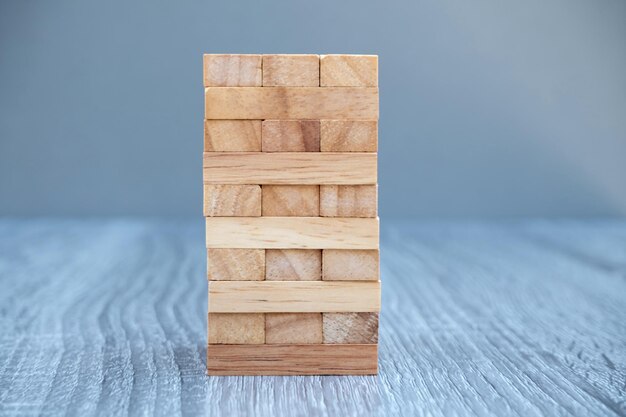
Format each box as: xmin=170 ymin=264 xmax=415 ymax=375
xmin=203 ymin=54 xmax=380 ymax=375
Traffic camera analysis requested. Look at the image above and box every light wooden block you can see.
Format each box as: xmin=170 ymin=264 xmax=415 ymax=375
xmin=320 ymin=55 xmax=378 ymax=87
xmin=207 ymin=344 xmax=378 ymax=375
xmin=265 ymin=249 xmax=322 ymax=281
xmin=323 ymin=313 xmax=379 ymax=344
xmin=320 ymin=185 xmax=377 ymax=218
xmin=208 ymin=281 xmax=381 ymax=313
xmin=203 ymin=152 xmax=377 ymax=185
xmin=204 ymin=120 xmax=262 ymax=152
xmin=208 ymin=313 xmax=265 ymax=344
xmin=322 ymin=249 xmax=379 ymax=281
xmin=262 ymin=54 xmax=319 ymax=87
xmin=203 ymin=185 xmax=261 ymax=217
xmin=265 ymin=313 xmax=323 ymax=344
xmin=262 ymin=120 xmax=320 ymax=152
xmin=320 ymin=120 xmax=377 ymax=152
xmin=204 ymin=87 xmax=378 ymax=120
xmin=203 ymin=54 xmax=262 ymax=87
xmin=207 ymin=249 xmax=265 ymax=281
xmin=262 ymin=185 xmax=320 ymax=216
xmin=205 ymin=217 xmax=379 ymax=249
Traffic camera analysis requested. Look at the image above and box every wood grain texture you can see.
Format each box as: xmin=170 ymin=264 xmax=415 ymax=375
xmin=207 ymin=344 xmax=377 ymax=376
xmin=205 ymin=217 xmax=379 ymax=249
xmin=320 ymin=185 xmax=377 ymax=217
xmin=265 ymin=313 xmax=323 ymax=344
xmin=203 ymin=54 xmax=262 ymax=87
xmin=204 ymin=87 xmax=378 ymax=120
xmin=261 ymin=120 xmax=320 ymax=152
xmin=323 ymin=313 xmax=379 ymax=344
xmin=208 ymin=281 xmax=381 ymax=313
xmin=204 ymin=120 xmax=262 ymax=152
xmin=203 ymin=185 xmax=262 ymax=217
xmin=265 ymin=249 xmax=322 ymax=281
xmin=322 ymin=249 xmax=379 ymax=281
xmin=203 ymin=152 xmax=377 ymax=185
xmin=2 ymin=219 xmax=625 ymax=415
xmin=208 ymin=313 xmax=265 ymax=344
xmin=262 ymin=185 xmax=320 ymax=217
xmin=262 ymin=54 xmax=320 ymax=87
xmin=320 ymin=55 xmax=378 ymax=87
xmin=320 ymin=120 xmax=378 ymax=152
xmin=207 ymin=248 xmax=265 ymax=281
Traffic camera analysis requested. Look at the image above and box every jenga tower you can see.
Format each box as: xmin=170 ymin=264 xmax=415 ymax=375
xmin=203 ymin=54 xmax=380 ymax=375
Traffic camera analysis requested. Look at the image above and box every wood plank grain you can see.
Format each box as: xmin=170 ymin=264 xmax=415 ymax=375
xmin=323 ymin=312 xmax=379 ymax=344
xmin=320 ymin=55 xmax=378 ymax=87
xmin=208 ymin=313 xmax=265 ymax=344
xmin=322 ymin=249 xmax=379 ymax=281
xmin=320 ymin=120 xmax=377 ymax=152
xmin=203 ymin=185 xmax=261 ymax=217
xmin=265 ymin=249 xmax=322 ymax=281
xmin=203 ymin=152 xmax=377 ymax=185
xmin=207 ymin=281 xmax=381 ymax=312
xmin=262 ymin=54 xmax=319 ymax=87
xmin=204 ymin=87 xmax=379 ymax=120
xmin=203 ymin=54 xmax=262 ymax=87
xmin=265 ymin=313 xmax=323 ymax=344
xmin=261 ymin=120 xmax=320 ymax=152
xmin=205 ymin=217 xmax=379 ymax=249
xmin=320 ymin=185 xmax=377 ymax=217
xmin=207 ymin=248 xmax=265 ymax=281
xmin=262 ymin=185 xmax=320 ymax=216
xmin=207 ymin=344 xmax=378 ymax=375
xmin=204 ymin=120 xmax=262 ymax=152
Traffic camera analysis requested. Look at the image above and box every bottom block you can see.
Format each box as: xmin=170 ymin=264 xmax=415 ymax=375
xmin=207 ymin=344 xmax=378 ymax=375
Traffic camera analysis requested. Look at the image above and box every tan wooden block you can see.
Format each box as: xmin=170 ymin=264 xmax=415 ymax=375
xmin=203 ymin=185 xmax=262 ymax=217
xmin=208 ymin=280 xmax=380 ymax=313
xmin=262 ymin=185 xmax=320 ymax=216
xmin=205 ymin=217 xmax=379 ymax=249
xmin=208 ymin=313 xmax=265 ymax=344
xmin=204 ymin=87 xmax=378 ymax=120
xmin=262 ymin=54 xmax=319 ymax=87
xmin=320 ymin=185 xmax=377 ymax=218
xmin=207 ymin=344 xmax=378 ymax=375
xmin=203 ymin=152 xmax=377 ymax=185
xmin=320 ymin=120 xmax=377 ymax=152
xmin=204 ymin=120 xmax=262 ymax=152
xmin=262 ymin=120 xmax=320 ymax=152
xmin=320 ymin=55 xmax=378 ymax=87
xmin=265 ymin=250 xmax=322 ymax=281
xmin=322 ymin=249 xmax=379 ymax=281
xmin=203 ymin=54 xmax=262 ymax=87
xmin=207 ymin=249 xmax=265 ymax=281
xmin=265 ymin=313 xmax=323 ymax=344
xmin=323 ymin=313 xmax=379 ymax=344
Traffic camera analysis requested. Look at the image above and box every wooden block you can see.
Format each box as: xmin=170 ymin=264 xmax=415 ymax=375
xmin=320 ymin=120 xmax=377 ymax=152
xmin=265 ymin=250 xmax=321 ymax=281
xmin=203 ymin=54 xmax=262 ymax=87
xmin=207 ymin=249 xmax=265 ymax=281
xmin=205 ymin=217 xmax=379 ymax=249
xmin=262 ymin=185 xmax=320 ymax=216
xmin=204 ymin=120 xmax=262 ymax=152
xmin=208 ymin=280 xmax=380 ymax=313
xmin=203 ymin=152 xmax=377 ymax=185
xmin=262 ymin=54 xmax=319 ymax=87
xmin=262 ymin=120 xmax=320 ymax=152
xmin=203 ymin=185 xmax=262 ymax=217
xmin=320 ymin=185 xmax=377 ymax=218
xmin=208 ymin=313 xmax=265 ymax=344
xmin=322 ymin=250 xmax=379 ymax=281
xmin=265 ymin=313 xmax=322 ymax=344
xmin=207 ymin=344 xmax=378 ymax=375
xmin=323 ymin=313 xmax=379 ymax=344
xmin=320 ymin=55 xmax=378 ymax=87
xmin=204 ymin=87 xmax=378 ymax=120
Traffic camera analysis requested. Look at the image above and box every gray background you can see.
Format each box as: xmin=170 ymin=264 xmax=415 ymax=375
xmin=0 ymin=0 xmax=624 ymax=218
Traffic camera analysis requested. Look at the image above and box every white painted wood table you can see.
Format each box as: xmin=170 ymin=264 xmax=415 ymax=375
xmin=0 ymin=219 xmax=624 ymax=416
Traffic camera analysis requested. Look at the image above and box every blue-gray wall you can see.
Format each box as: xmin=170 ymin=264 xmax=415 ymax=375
xmin=1 ymin=0 xmax=625 ymax=218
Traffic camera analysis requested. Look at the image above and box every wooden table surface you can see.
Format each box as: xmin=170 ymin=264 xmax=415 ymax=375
xmin=0 ymin=219 xmax=624 ymax=416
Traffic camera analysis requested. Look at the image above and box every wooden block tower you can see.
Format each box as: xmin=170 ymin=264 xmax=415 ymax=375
xmin=203 ymin=54 xmax=380 ymax=375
